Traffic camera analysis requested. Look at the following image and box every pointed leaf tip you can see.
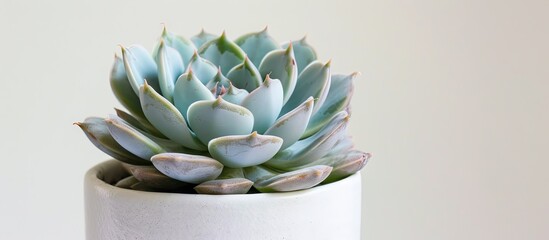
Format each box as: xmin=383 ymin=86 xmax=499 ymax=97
xmin=282 ymin=37 xmax=317 ymax=73
xmin=223 ymin=82 xmax=249 ymax=105
xmin=285 ymin=42 xmax=294 ymax=55
xmin=263 ymin=74 xmax=272 ymax=86
xmin=76 ymin=117 xmax=149 ymax=165
xmin=161 ymin=23 xmax=168 ymax=36
xmin=325 ymin=59 xmax=332 ymax=67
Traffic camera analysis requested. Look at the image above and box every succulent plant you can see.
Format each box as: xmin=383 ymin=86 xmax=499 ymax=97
xmin=75 ymin=27 xmax=370 ymax=195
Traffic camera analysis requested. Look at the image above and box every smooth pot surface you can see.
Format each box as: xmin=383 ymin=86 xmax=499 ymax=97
xmin=85 ymin=160 xmax=362 ymax=240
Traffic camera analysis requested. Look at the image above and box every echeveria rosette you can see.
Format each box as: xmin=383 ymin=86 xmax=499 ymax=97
xmin=76 ymin=27 xmax=370 ymax=195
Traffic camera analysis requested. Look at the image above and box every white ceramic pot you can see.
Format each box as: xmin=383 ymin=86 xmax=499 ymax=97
xmin=84 ymin=160 xmax=362 ymax=240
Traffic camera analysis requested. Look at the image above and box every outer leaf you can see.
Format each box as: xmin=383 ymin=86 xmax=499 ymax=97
xmin=155 ymin=41 xmax=184 ymax=102
xmin=151 ymin=153 xmax=223 ymax=184
xmin=226 ymin=57 xmax=262 ymax=92
xmin=234 ymin=27 xmax=280 ymax=67
xmin=242 ymin=165 xmax=278 ymax=183
xmin=109 ymin=114 xmax=197 ymax=155
xmin=194 ymin=168 xmax=253 ymax=194
xmin=126 ymin=164 xmax=192 ymax=190
xmin=264 ymin=97 xmax=314 ymax=150
xmin=280 ymin=61 xmax=331 ymax=117
xmin=208 ymin=132 xmax=283 ymax=168
xmin=114 ymin=176 xmax=140 ymax=189
xmin=153 ymin=27 xmax=197 ymax=66
xmin=282 ymin=36 xmax=317 ymax=73
xmin=327 ymin=135 xmax=354 ymax=156
xmin=110 ymin=55 xmax=146 ymax=119
xmin=191 ymin=29 xmax=217 ymax=49
xmin=264 ymin=111 xmax=349 ymax=170
xmin=114 ymin=108 xmax=165 ymax=138
xmin=322 ymin=151 xmax=371 ymax=184
xmin=240 ymin=76 xmax=284 ymax=133
xmin=128 ymin=182 xmax=165 ymax=192
xmin=121 ymin=45 xmax=160 ymax=95
xmin=139 ymin=82 xmax=206 ymax=150
xmin=290 ymin=149 xmax=364 ymax=169
xmin=186 ymin=51 xmax=218 ymax=85
xmin=198 ymin=32 xmax=246 ymax=75
xmin=303 ymin=73 xmax=356 ymax=138
xmin=253 ymin=165 xmax=332 ymax=192
xmin=194 ymin=178 xmax=253 ymax=195
xmin=74 ymin=117 xmax=149 ymax=165
xmin=105 ymin=115 xmax=165 ymax=160
xmin=258 ymin=44 xmax=297 ymax=104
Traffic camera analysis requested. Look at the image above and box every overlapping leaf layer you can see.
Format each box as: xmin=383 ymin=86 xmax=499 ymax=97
xmin=76 ymin=27 xmax=370 ymax=194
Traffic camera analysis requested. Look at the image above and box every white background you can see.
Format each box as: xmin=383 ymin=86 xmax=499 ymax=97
xmin=1 ymin=0 xmax=548 ymax=239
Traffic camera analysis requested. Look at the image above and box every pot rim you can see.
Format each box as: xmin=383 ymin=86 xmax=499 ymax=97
xmin=86 ymin=159 xmax=361 ymax=199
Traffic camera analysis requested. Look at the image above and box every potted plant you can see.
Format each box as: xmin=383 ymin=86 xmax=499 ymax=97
xmin=76 ymin=26 xmax=371 ymax=240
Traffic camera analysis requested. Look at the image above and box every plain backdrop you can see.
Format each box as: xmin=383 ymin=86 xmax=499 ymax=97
xmin=1 ymin=0 xmax=547 ymax=239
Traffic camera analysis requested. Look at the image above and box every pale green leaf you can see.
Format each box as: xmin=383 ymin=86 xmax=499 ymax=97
xmin=258 ymin=44 xmax=297 ymax=104
xmin=110 ymin=55 xmax=146 ymax=119
xmin=264 ymin=111 xmax=349 ymax=170
xmin=208 ymin=132 xmax=283 ymax=168
xmin=264 ymin=97 xmax=314 ymax=149
xmin=187 ymin=97 xmax=254 ymax=145
xmin=155 ymin=41 xmax=184 ymax=102
xmin=139 ymin=82 xmax=206 ymax=150
xmin=74 ymin=117 xmax=149 ymax=165
xmin=282 ymin=36 xmax=317 ymax=73
xmin=303 ymin=73 xmax=356 ymax=138
xmin=199 ymin=32 xmax=246 ymax=75
xmin=241 ymin=76 xmax=284 ymax=133
xmin=121 ymin=45 xmax=159 ymax=95
xmin=151 ymin=153 xmax=224 ymax=184
xmin=226 ymin=57 xmax=262 ymax=92
xmin=235 ymin=27 xmax=280 ymax=67
xmin=280 ymin=61 xmax=331 ymax=117
xmin=253 ymin=165 xmax=332 ymax=192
